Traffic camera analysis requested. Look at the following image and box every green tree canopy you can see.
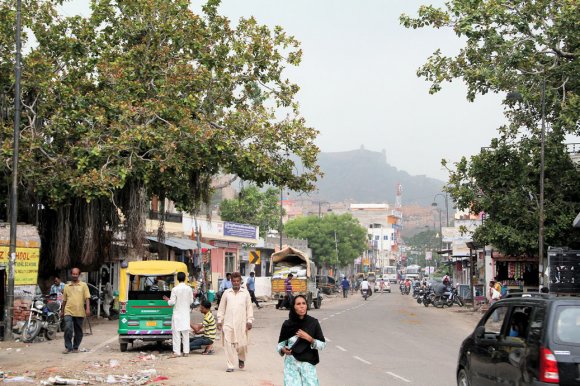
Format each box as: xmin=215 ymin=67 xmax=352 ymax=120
xmin=401 ymin=0 xmax=579 ymax=137
xmin=219 ymin=185 xmax=283 ymax=238
xmin=284 ymin=213 xmax=367 ymax=266
xmin=401 ymin=0 xmax=580 ymax=256
xmin=0 ymin=0 xmax=320 ymax=269
xmin=446 ymin=134 xmax=580 ymax=256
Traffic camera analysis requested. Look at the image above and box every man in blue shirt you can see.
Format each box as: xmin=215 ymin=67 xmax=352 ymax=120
xmin=216 ymin=273 xmax=233 ymax=310
xmin=341 ymin=276 xmax=350 ymax=298
xmin=50 ymin=275 xmax=65 ymax=299
xmin=246 ymin=272 xmax=262 ymax=309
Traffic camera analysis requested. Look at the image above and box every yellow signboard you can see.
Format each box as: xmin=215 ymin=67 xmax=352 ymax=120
xmin=0 ymin=246 xmax=40 ymax=285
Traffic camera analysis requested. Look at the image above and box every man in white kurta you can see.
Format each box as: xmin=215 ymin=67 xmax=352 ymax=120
xmin=217 ymin=272 xmax=254 ymax=372
xmin=163 ymin=272 xmax=193 ymax=356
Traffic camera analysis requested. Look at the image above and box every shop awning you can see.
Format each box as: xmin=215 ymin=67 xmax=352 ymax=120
xmin=146 ymin=236 xmax=215 ymax=251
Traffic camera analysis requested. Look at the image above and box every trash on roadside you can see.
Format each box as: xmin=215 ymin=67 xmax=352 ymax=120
xmin=78 ymin=348 xmax=89 ymax=353
xmin=137 ymin=354 xmax=155 ymax=361
xmin=3 ymin=376 xmax=35 ymax=383
xmin=138 ymin=369 xmax=156 ymax=377
xmin=151 ymin=376 xmax=169 ymax=382
xmin=109 ymin=359 xmax=119 ymax=368
xmin=40 ymin=376 xmax=89 ymax=385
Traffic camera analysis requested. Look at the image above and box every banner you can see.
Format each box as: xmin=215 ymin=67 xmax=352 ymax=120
xmin=0 ymin=246 xmax=40 ymax=285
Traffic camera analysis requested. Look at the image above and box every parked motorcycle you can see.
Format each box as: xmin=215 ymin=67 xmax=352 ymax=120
xmin=21 ymin=293 xmax=61 ymax=342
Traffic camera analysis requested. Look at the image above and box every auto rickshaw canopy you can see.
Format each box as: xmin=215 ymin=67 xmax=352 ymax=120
xmin=124 ymin=260 xmax=188 ymax=276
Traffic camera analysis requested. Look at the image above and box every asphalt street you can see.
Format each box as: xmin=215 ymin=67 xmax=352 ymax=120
xmin=313 ymin=291 xmax=478 ymax=386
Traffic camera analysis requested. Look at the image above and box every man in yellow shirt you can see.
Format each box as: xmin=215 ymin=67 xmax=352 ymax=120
xmin=60 ymin=267 xmax=91 ymax=354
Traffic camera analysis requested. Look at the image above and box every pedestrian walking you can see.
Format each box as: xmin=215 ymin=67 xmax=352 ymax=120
xmin=246 ymin=272 xmax=262 ymax=309
xmin=163 ymin=272 xmax=194 ymax=357
xmin=60 ymin=267 xmax=90 ymax=354
xmin=217 ymin=272 xmax=254 ymax=372
xmin=285 ymin=273 xmax=294 ymax=309
xmin=277 ymin=295 xmax=326 ymax=386
xmin=340 ymin=276 xmax=350 ymax=298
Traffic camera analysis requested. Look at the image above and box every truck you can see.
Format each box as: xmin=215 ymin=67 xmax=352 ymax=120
xmin=547 ymin=247 xmax=580 ymax=295
xmin=271 ymin=247 xmax=322 ymax=310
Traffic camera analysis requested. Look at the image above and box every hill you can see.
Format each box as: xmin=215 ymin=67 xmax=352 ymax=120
xmin=314 ymin=148 xmax=446 ymax=206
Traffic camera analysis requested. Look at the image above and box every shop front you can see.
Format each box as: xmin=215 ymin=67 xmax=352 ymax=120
xmin=492 ymin=251 xmax=539 ymax=291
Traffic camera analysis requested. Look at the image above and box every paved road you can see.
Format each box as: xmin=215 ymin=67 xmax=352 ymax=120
xmin=314 ymin=291 xmax=478 ymax=386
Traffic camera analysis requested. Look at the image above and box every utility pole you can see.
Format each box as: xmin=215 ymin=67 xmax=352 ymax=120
xmin=539 ymin=78 xmax=546 ymax=289
xmin=279 ymin=187 xmax=283 ymax=250
xmin=4 ymin=0 xmax=22 ymax=341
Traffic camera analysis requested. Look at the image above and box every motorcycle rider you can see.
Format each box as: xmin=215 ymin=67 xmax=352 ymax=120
xmin=360 ymin=278 xmax=370 ymax=297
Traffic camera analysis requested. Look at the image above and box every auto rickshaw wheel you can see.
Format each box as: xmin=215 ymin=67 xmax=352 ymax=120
xmin=120 ymin=342 xmax=128 ymax=352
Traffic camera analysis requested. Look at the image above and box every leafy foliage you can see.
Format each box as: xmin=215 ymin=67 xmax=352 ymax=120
xmin=401 ymin=0 xmax=579 ymax=138
xmin=404 ymin=229 xmax=439 ymax=267
xmin=446 ymin=134 xmax=580 ymax=255
xmin=284 ymin=213 xmax=367 ymax=266
xmin=0 ymin=0 xmax=320 ymax=269
xmin=219 ymin=185 xmax=283 ymax=238
xmin=402 ymin=0 xmax=580 ymax=255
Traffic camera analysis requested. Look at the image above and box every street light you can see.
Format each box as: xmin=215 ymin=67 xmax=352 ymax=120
xmin=432 ymin=193 xmax=449 ymax=227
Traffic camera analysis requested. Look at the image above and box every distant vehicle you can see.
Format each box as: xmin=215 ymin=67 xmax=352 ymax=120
xmin=271 ymin=247 xmax=321 ymax=310
xmin=405 ymin=265 xmax=422 ymax=281
xmin=316 ymin=275 xmax=339 ymax=295
xmin=374 ymin=279 xmax=391 ymax=293
xmin=367 ymin=272 xmax=377 ymax=285
xmin=456 ymin=294 xmax=580 ymax=386
xmin=383 ymin=266 xmax=397 ymax=283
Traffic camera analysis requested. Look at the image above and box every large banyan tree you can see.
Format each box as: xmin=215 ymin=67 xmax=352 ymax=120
xmin=0 ymin=0 xmax=320 ymax=274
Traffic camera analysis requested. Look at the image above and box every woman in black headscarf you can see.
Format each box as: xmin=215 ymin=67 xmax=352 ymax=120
xmin=277 ymin=295 xmax=326 ymax=385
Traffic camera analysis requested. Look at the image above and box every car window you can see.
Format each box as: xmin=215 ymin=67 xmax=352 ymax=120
xmin=484 ymin=305 xmax=509 ymax=334
xmin=528 ymin=306 xmax=545 ymax=345
xmin=505 ymin=306 xmax=532 ymax=339
xmin=555 ymin=306 xmax=580 ymax=344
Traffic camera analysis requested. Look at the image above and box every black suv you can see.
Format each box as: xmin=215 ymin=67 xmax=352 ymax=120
xmin=457 ymin=295 xmax=580 ymax=385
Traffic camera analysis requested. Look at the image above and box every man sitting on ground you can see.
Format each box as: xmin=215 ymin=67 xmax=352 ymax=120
xmin=190 ymin=300 xmax=217 ymax=355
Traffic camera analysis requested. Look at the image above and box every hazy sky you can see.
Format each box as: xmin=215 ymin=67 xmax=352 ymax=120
xmin=60 ymin=0 xmax=508 ymax=181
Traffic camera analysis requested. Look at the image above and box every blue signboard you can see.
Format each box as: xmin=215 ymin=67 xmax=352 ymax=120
xmin=224 ymin=222 xmax=257 ymax=240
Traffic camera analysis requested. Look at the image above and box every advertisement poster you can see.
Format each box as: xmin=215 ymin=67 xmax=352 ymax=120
xmin=0 ymin=246 xmax=40 ymax=285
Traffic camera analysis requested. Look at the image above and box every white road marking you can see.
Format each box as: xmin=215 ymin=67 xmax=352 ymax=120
xmin=325 ymin=337 xmax=332 ymax=342
xmin=336 ymin=345 xmax=347 ymax=352
xmin=386 ymin=371 xmax=411 ymax=383
xmin=353 ymin=356 xmax=372 ymax=365
xmin=322 ymin=318 xmax=328 ymax=321
xmin=329 ymin=314 xmax=335 ymax=317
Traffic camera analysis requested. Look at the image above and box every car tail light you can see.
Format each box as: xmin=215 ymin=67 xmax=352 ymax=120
xmin=120 ymin=302 xmax=127 ymax=314
xmin=127 ymin=320 xmax=139 ymax=327
xmin=163 ymin=321 xmax=172 ymax=326
xmin=539 ymin=346 xmax=559 ymax=383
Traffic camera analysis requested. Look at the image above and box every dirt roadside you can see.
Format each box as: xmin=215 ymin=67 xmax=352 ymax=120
xmin=0 ymin=296 xmax=343 ymax=386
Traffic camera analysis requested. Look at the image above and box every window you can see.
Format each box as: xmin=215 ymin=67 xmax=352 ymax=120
xmin=484 ymin=305 xmax=509 ymax=334
xmin=225 ymin=252 xmax=236 ymax=274
xmin=374 ymin=235 xmax=380 ymax=241
xmin=555 ymin=306 xmax=580 ymax=344
xmin=383 ymin=235 xmax=388 ymax=240
xmin=505 ymin=306 xmax=532 ymax=339
xmin=528 ymin=306 xmax=545 ymax=345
